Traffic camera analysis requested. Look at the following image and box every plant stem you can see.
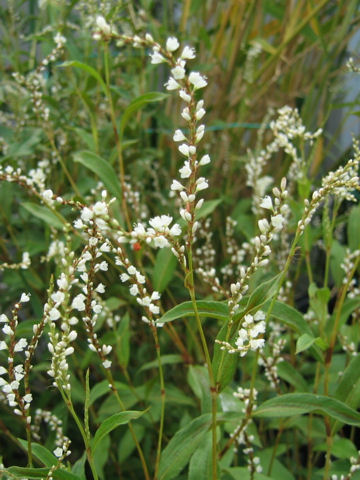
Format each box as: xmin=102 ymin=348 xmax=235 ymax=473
xmin=186 ymin=246 xmax=218 ymax=479
xmin=152 ymin=326 xmax=166 ymax=480
xmin=60 ymin=388 xmax=99 ymax=480
xmin=103 ymin=43 xmax=131 ymax=229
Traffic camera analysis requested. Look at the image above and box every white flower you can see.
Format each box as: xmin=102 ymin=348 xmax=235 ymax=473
xmin=14 ymin=338 xmax=28 ymax=352
xmin=128 ymin=266 xmax=136 ymax=275
xmin=20 ymin=293 xmax=30 ymax=303
xmin=2 ymin=325 xmax=13 ymax=335
xmin=151 ymin=291 xmax=161 ymax=300
xmin=129 ymin=284 xmax=139 ymax=296
xmin=164 ymin=77 xmax=180 ymax=90
xmin=196 ymin=177 xmax=208 ymax=191
xmin=136 ymin=273 xmax=146 ymax=284
xmin=93 ymin=201 xmax=108 ymax=216
xmin=103 ymin=345 xmax=112 ymax=355
xmin=42 ymin=189 xmax=54 ymax=204
xmin=179 ymin=161 xmax=192 ymax=179
xmin=181 ymin=107 xmax=191 ymax=121
xmin=178 ymin=144 xmax=190 ymax=156
xmin=150 ymin=51 xmax=166 ymax=64
xmin=181 ymin=46 xmax=196 ymax=59
xmin=95 ymin=283 xmax=105 ymax=293
xmin=170 ymin=224 xmax=182 ymax=236
xmin=68 ymin=331 xmax=77 ymax=341
xmin=271 ymin=214 xmax=285 ymax=231
xmin=179 ymin=89 xmax=191 ymax=103
xmin=195 ymin=125 xmax=205 ymax=142
xmin=166 ymin=36 xmax=179 ymax=52
xmin=195 ymin=108 xmax=206 ymax=120
xmin=81 ymin=207 xmax=93 ymax=222
xmin=260 ymin=196 xmax=273 ymax=210
xmin=54 ymin=32 xmax=66 ymax=45
xmin=96 ymin=15 xmax=111 ymax=35
xmin=51 ymin=291 xmax=65 ymax=306
xmin=153 ymin=236 xmax=170 ymax=248
xmin=171 ymin=180 xmax=184 ymax=191
xmin=98 ymin=261 xmax=108 ymax=271
xmin=103 ymin=360 xmax=112 ymax=369
xmin=23 ymin=394 xmax=33 ymax=403
xmin=173 ymin=130 xmax=186 ymax=142
xmin=72 ymin=294 xmax=86 ymax=311
xmin=0 ymin=314 xmax=8 ymax=323
xmin=171 ymin=65 xmax=186 ymax=80
xmin=57 ymin=273 xmax=68 ymax=290
xmin=199 ymin=154 xmax=210 ymax=165
xmin=189 ymin=71 xmax=207 ymax=89
xmin=0 ymin=341 xmax=7 ymax=350
xmin=149 ymin=304 xmax=160 ymax=314
xmin=258 ymin=219 xmax=270 ymax=234
xmin=53 ymin=447 xmax=63 ymax=458
xmin=49 ymin=308 xmax=61 ymax=321
xmin=149 ymin=215 xmax=173 ymax=232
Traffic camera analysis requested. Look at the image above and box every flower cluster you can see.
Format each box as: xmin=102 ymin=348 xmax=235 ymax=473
xmin=216 ymin=311 xmax=266 ymax=357
xmin=297 ymin=155 xmax=360 ymax=234
xmin=228 ymin=179 xmax=289 ymax=315
xmin=131 ymin=215 xmax=182 ymax=249
xmin=0 ymin=251 xmax=31 ymax=272
xmin=116 ymin=249 xmax=163 ymax=327
xmin=12 ymin=32 xmax=66 ymax=124
xmin=0 ymin=294 xmax=32 ymax=423
xmin=246 ymin=106 xmax=322 ymax=213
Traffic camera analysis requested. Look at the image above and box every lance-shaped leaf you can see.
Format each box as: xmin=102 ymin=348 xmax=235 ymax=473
xmin=254 ymin=393 xmax=360 ymax=426
xmin=21 ymin=202 xmax=64 ymax=229
xmin=91 ymin=410 xmax=145 ymax=452
xmin=159 ymin=414 xmax=212 ymax=480
xmin=73 ymin=150 xmax=122 ymax=200
xmin=158 ymin=300 xmax=229 ymax=324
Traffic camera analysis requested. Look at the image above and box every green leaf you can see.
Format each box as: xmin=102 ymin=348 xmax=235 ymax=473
xmin=187 ymin=365 xmax=211 ymax=413
xmin=117 ymin=424 xmax=145 ymax=463
xmin=268 ymin=301 xmax=323 ymax=362
xmin=139 ymin=354 xmax=183 ymax=372
xmin=117 ymin=314 xmax=130 ymax=368
xmin=348 ymin=205 xmax=360 ymax=251
xmin=314 ymin=437 xmax=358 ymax=459
xmin=212 ymin=322 xmax=238 ymax=391
xmin=330 ymin=240 xmax=346 ymax=287
xmin=189 ymin=432 xmax=215 ymax=480
xmin=21 ymin=202 xmax=64 ymax=229
xmin=17 ymin=439 xmax=57 ymax=467
xmin=92 ymin=410 xmax=144 ymax=452
xmin=159 ymin=414 xmax=212 ymax=480
xmin=89 ymin=379 xmax=126 ymax=406
xmin=334 ymin=354 xmax=360 ymax=409
xmin=72 ymin=452 xmax=86 ymax=480
xmin=7 ymin=467 xmax=50 ymax=479
xmin=59 ymin=61 xmax=107 ymax=95
xmin=7 ymin=467 xmax=82 ymax=480
xmin=84 ymin=369 xmax=91 ymax=440
xmin=73 ymin=150 xmax=122 ymax=200
xmin=276 ymin=361 xmax=309 ymax=392
xmin=295 ymin=333 xmax=316 ymax=354
xmin=195 ymin=199 xmax=222 ymax=220
xmin=152 ymin=248 xmax=177 ymax=292
xmin=158 ymin=300 xmax=229 ymax=324
xmin=254 ymin=393 xmax=360 ymax=426
xmin=221 ymin=467 xmax=274 ymax=480
xmin=120 ymin=92 xmax=169 ymax=140
xmin=237 ymin=273 xmax=281 ymax=317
